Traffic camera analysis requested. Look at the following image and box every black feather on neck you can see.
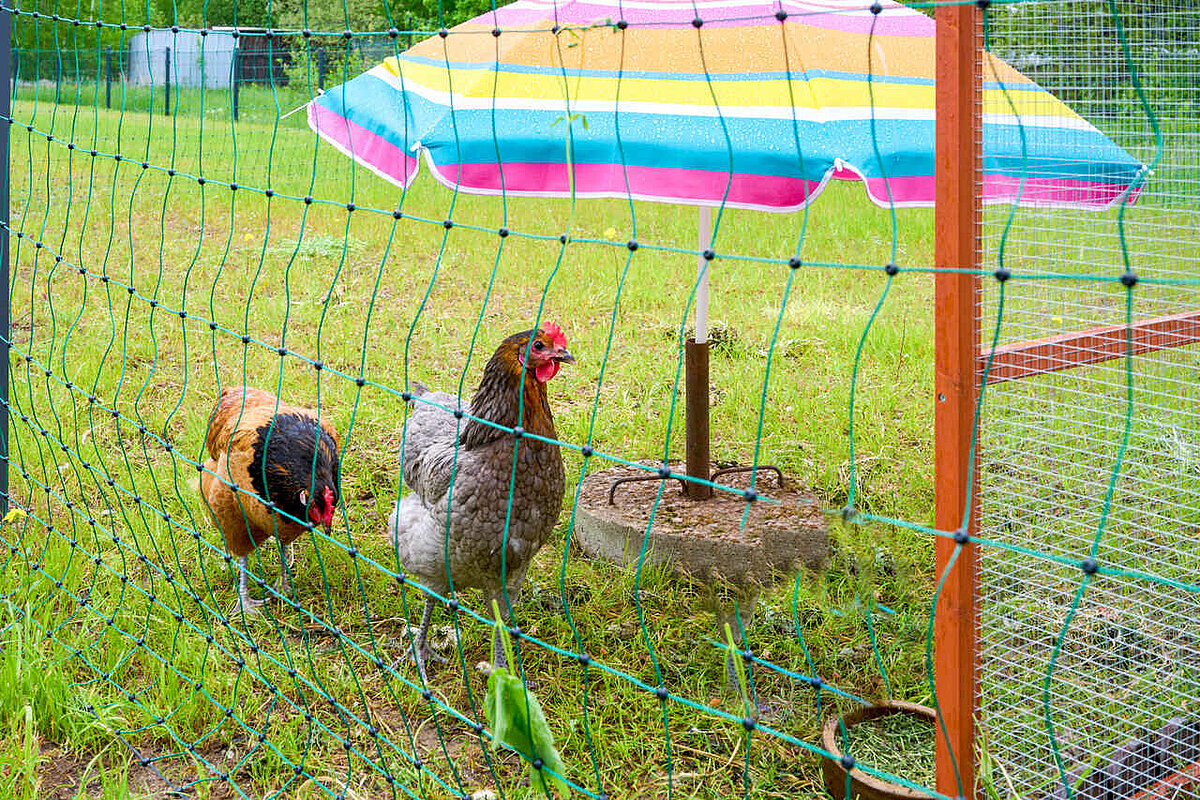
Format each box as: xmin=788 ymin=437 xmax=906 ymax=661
xmin=460 ymin=333 xmax=555 ymax=450
xmin=250 ymin=412 xmax=340 ymax=523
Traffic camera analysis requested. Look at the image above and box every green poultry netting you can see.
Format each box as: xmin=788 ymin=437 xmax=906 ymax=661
xmin=0 ymin=0 xmax=1198 ymax=797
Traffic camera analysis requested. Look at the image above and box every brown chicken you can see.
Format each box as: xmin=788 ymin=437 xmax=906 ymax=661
xmin=201 ymin=386 xmax=341 ymax=614
xmin=389 ymin=323 xmax=574 ymax=676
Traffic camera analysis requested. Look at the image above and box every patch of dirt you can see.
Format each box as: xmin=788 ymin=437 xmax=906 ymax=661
xmin=38 ymin=744 xmax=212 ymax=800
xmin=575 ymin=462 xmax=830 ymax=590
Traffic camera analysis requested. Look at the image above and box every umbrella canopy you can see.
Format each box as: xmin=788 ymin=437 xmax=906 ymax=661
xmin=308 ymin=0 xmax=1144 ymax=212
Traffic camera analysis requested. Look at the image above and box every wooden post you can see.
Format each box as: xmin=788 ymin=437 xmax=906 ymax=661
xmin=934 ymin=1 xmax=980 ymax=798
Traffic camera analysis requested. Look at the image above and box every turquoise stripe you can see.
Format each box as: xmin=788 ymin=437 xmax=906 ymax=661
xmin=315 ymin=72 xmax=1143 ymax=185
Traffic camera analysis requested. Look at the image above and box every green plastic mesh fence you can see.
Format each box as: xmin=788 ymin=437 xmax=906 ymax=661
xmin=0 ymin=0 xmax=1197 ymax=797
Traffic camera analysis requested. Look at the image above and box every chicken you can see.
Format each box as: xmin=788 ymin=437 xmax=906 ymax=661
xmin=389 ymin=323 xmax=574 ymax=676
xmin=200 ymin=386 xmax=341 ymax=615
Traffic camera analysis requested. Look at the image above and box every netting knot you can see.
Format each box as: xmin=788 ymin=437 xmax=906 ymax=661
xmin=775 ymin=9 xmax=788 ymax=20
xmin=438 ymin=28 xmax=448 ymax=38
xmin=393 ymin=209 xmax=404 ymax=219
xmin=264 ymin=189 xmax=273 ymax=198
xmin=199 ymin=28 xmax=207 ymax=36
xmin=975 ymin=0 xmax=991 ymax=8
xmin=742 ymin=716 xmax=757 ymax=731
xmin=453 ymin=409 xmax=464 ymax=420
xmin=577 ymin=652 xmax=590 ymax=665
xmin=447 ymin=598 xmax=459 ymax=611
xmin=492 ymin=27 xmax=501 ymax=36
xmin=341 ymin=30 xmax=352 ymax=40
xmin=885 ymin=262 xmax=899 ymax=276
xmin=498 ymin=227 xmax=509 ymax=237
xmin=355 ymin=377 xmax=365 ymax=387
xmin=532 ymin=758 xmax=544 ymax=770
xmin=993 ymin=267 xmax=1011 ymax=283
xmin=388 ymin=27 xmax=399 ymax=38
xmin=302 ymin=28 xmax=312 ymax=37
xmin=870 ymin=1 xmax=882 ymax=13
xmin=303 ymin=195 xmax=312 ymax=205
xmin=229 ymin=182 xmax=238 ymax=191
xmin=840 ymin=754 xmax=855 ymax=770
xmin=743 ymin=489 xmax=757 ymax=502
xmin=443 ymin=219 xmax=454 ymax=229
xmin=512 ymin=426 xmax=524 ymax=438
xmin=703 ymin=249 xmax=715 ymax=261
xmin=953 ymin=528 xmax=969 ymax=544
xmin=658 ymin=465 xmax=671 ymax=479
xmin=1120 ymin=271 xmax=1138 ymax=288
xmin=692 ymin=16 xmax=703 ymax=27
xmin=197 ymin=177 xmax=206 ymax=185
xmin=581 ymin=445 xmax=593 ymax=457
xmin=627 ymin=240 xmax=638 ymax=251
xmin=560 ymin=233 xmax=569 ymax=244
xmin=617 ymin=19 xmax=628 ymax=29
xmin=655 ymin=686 xmax=668 ymax=701
xmin=1080 ymin=556 xmax=1099 ymax=575
xmin=788 ymin=256 xmax=802 ymax=269
xmin=171 ymin=25 xmax=179 ymax=33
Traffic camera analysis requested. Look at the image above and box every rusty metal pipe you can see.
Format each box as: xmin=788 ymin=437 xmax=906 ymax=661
xmin=684 ymin=338 xmax=712 ymax=500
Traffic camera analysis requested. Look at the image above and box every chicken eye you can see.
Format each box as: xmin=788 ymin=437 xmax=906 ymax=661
xmin=532 ymin=340 xmax=545 ymax=351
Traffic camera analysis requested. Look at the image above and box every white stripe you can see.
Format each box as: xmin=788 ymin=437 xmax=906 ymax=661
xmin=368 ymin=65 xmax=1098 ymax=132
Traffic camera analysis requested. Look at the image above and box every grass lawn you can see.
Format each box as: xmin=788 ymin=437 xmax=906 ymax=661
xmin=0 ymin=79 xmax=1196 ymax=800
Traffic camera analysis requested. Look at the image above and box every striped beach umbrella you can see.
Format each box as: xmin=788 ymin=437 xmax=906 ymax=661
xmin=308 ymin=0 xmax=1145 ymax=212
xmin=308 ymin=0 xmax=1144 ymax=493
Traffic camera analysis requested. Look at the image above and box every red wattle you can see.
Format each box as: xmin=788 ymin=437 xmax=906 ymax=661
xmin=535 ymin=361 xmax=560 ymax=382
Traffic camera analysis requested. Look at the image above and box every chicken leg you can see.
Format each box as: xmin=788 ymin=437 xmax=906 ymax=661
xmin=407 ymin=596 xmax=448 ymax=680
xmin=237 ymin=557 xmax=266 ymax=616
xmin=271 ymin=542 xmax=296 ymax=602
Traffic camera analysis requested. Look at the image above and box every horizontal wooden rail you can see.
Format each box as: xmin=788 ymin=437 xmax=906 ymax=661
xmin=981 ymin=310 xmax=1200 ymax=385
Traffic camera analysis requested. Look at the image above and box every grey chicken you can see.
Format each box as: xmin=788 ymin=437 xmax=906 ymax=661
xmin=388 ymin=324 xmax=574 ymax=676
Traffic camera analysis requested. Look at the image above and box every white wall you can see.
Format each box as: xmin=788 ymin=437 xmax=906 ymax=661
xmin=126 ymin=30 xmax=237 ymax=89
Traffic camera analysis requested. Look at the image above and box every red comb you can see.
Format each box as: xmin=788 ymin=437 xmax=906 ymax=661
xmin=541 ymin=322 xmax=567 ymax=349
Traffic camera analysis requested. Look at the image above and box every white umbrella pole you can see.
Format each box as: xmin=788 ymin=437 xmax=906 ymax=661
xmin=685 ymin=205 xmax=713 ymax=499
xmin=696 ymin=205 xmax=711 ymax=344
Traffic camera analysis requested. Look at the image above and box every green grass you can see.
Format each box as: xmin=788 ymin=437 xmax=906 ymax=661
xmin=0 ymin=87 xmax=1197 ymax=800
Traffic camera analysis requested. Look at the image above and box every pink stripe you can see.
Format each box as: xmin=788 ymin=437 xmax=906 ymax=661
xmin=978 ymin=173 xmax=1140 ymax=207
xmin=430 ymin=160 xmax=826 ymax=208
xmin=308 ymin=102 xmax=418 ymax=186
xmin=428 ymin=160 xmax=1136 ymax=210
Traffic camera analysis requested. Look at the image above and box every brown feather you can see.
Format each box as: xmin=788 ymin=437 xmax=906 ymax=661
xmin=200 ymin=386 xmax=340 ymax=558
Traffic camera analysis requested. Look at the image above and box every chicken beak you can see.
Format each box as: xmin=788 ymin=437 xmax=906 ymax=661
xmin=554 ymin=348 xmax=576 ymax=365
xmin=324 ymin=519 xmax=334 ymax=538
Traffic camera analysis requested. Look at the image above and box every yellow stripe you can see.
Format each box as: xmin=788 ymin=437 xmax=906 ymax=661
xmin=382 ymin=58 xmax=1081 ymax=119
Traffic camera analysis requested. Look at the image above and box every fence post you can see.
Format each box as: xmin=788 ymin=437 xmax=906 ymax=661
xmin=164 ymin=47 xmax=171 ymax=115
xmin=317 ymin=47 xmax=327 ymax=91
xmin=231 ymin=49 xmax=239 ymax=122
xmin=0 ymin=4 xmax=11 ymax=513
xmin=105 ymin=45 xmax=112 ymax=109
xmin=934 ymin=2 xmax=980 ymax=799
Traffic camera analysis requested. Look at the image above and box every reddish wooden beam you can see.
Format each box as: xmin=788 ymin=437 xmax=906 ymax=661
xmin=934 ymin=1 xmax=980 ymax=799
xmin=982 ymin=310 xmax=1200 ymax=385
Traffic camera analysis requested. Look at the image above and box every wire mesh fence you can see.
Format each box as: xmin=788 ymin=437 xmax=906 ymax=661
xmin=0 ymin=0 xmax=1196 ymax=797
